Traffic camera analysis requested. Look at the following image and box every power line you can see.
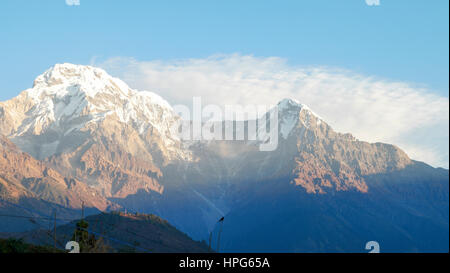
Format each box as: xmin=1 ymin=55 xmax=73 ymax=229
xmin=21 ymin=215 xmax=67 ymax=249
xmin=0 ymin=199 xmax=80 ymax=222
xmin=0 ymin=212 xmax=166 ymax=241
xmin=102 ymin=223 xmax=161 ymax=246
xmin=216 ymin=217 xmax=224 ymax=253
xmin=0 ymin=213 xmax=78 ymax=221
xmin=53 ymin=211 xmax=57 ymax=249
xmin=0 ymin=213 xmax=151 ymax=252
xmin=0 ymin=199 xmax=189 ymax=252
xmin=77 ymin=227 xmax=152 ymax=253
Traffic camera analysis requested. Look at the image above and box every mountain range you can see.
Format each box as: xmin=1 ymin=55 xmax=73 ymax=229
xmin=0 ymin=63 xmax=448 ymax=252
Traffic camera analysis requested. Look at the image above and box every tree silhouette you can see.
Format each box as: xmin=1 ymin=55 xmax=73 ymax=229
xmin=71 ymin=220 xmax=110 ymax=253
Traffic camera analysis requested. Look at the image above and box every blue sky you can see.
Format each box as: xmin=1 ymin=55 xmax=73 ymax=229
xmin=0 ymin=0 xmax=448 ymax=101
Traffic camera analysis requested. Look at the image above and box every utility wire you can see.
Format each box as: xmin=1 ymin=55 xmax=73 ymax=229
xmin=0 ymin=213 xmax=151 ymax=252
xmin=77 ymin=227 xmax=152 ymax=253
xmin=0 ymin=199 xmax=183 ymax=252
xmin=0 ymin=199 xmax=79 ymax=222
xmin=0 ymin=213 xmax=79 ymax=221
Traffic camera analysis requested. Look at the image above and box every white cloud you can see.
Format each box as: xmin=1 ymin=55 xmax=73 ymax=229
xmin=97 ymin=54 xmax=449 ymax=168
xmin=365 ymin=0 xmax=380 ymax=6
xmin=65 ymin=0 xmax=80 ymax=6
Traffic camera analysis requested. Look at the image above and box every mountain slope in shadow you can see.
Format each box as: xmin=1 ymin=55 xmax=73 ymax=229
xmin=212 ymin=162 xmax=449 ymax=253
xmin=12 ymin=212 xmax=210 ymax=253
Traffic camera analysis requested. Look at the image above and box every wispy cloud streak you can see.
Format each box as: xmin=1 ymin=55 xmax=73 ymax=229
xmin=97 ymin=54 xmax=449 ymax=168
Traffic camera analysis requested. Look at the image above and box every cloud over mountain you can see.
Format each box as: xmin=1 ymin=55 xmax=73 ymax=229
xmin=97 ymin=54 xmax=449 ymax=168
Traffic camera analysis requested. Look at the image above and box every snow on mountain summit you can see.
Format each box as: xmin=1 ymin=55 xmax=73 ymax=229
xmin=275 ymin=98 xmax=323 ymax=139
xmin=21 ymin=63 xmax=175 ymax=133
xmin=32 ymin=63 xmax=123 ymax=92
xmin=277 ymin=98 xmax=302 ymax=110
xmin=0 ymin=63 xmax=184 ymax=160
xmin=30 ymin=63 xmax=171 ymax=108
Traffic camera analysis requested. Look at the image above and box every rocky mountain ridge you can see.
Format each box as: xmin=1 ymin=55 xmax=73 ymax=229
xmin=0 ymin=64 xmax=447 ymax=252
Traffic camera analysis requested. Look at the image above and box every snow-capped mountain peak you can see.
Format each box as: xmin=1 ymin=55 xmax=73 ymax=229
xmin=30 ymin=63 xmax=171 ymax=109
xmin=31 ymin=63 xmax=129 ymax=98
xmin=275 ymin=98 xmax=323 ymax=139
xmin=1 ymin=63 xmax=185 ymax=160
xmin=277 ymin=98 xmax=303 ymax=110
xmin=23 ymin=63 xmax=175 ymax=130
